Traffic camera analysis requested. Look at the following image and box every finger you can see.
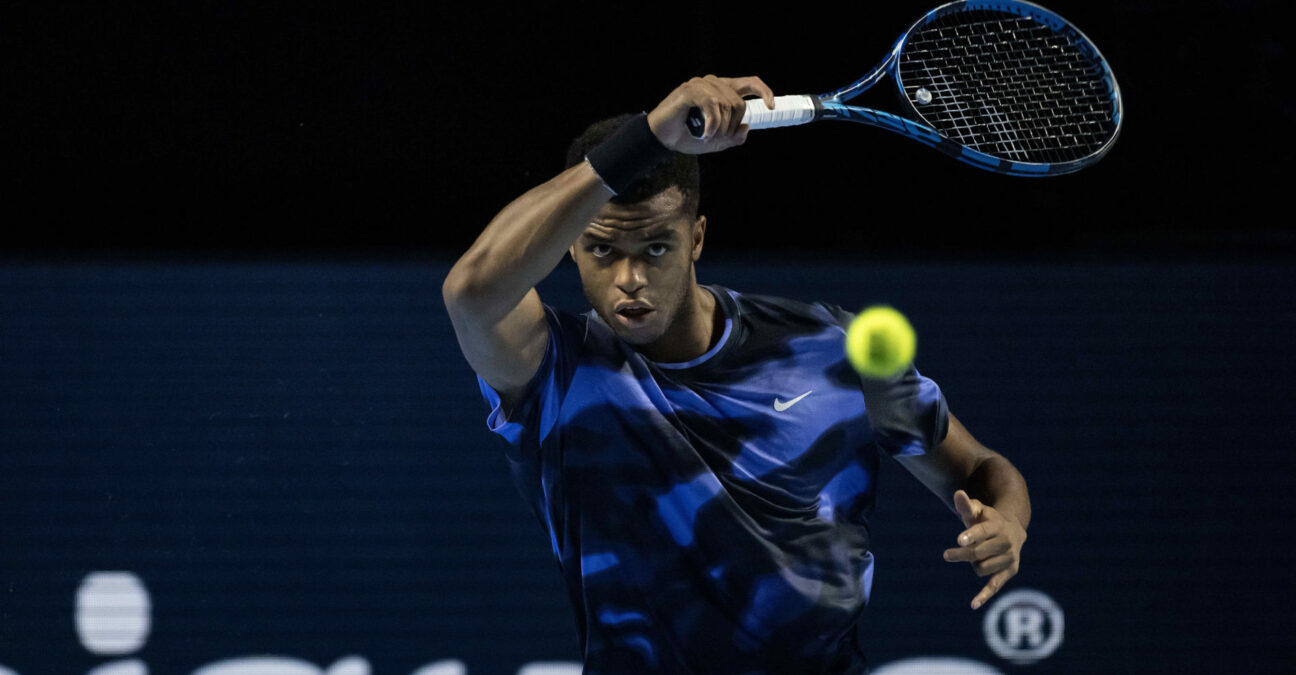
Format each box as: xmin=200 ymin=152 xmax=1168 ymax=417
xmin=698 ymin=95 xmax=721 ymax=141
xmin=679 ymin=78 xmax=707 ymax=139
xmin=971 ymin=569 xmax=1014 ymax=610
xmin=958 ymin=522 xmax=995 ymax=547
xmin=944 ymin=546 xmax=976 ymax=563
xmin=973 ymin=537 xmax=1012 ymax=560
xmin=953 ymin=490 xmax=982 ymax=527
xmin=697 ymin=77 xmax=734 ymax=140
xmin=727 ymin=89 xmax=747 ymax=137
xmin=710 ymin=76 xmax=747 ymax=138
xmin=944 ymin=536 xmax=1009 ymax=563
xmin=971 ymin=553 xmax=1013 ymax=577
xmin=732 ymin=76 xmax=776 ymax=110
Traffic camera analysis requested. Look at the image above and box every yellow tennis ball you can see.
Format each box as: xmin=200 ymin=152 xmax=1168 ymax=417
xmin=845 ymin=305 xmax=916 ymax=379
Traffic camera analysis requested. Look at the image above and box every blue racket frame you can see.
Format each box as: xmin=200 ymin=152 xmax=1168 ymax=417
xmin=819 ymin=0 xmax=1122 ymax=176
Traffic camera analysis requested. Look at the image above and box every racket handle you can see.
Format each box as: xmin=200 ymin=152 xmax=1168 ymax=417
xmin=686 ymin=95 xmax=819 ymax=138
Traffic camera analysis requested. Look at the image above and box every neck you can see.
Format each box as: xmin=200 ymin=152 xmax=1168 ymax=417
xmin=639 ymin=283 xmax=720 ymax=363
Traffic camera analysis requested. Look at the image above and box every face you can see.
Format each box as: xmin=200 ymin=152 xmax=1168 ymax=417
xmin=571 ymin=187 xmax=706 ymax=348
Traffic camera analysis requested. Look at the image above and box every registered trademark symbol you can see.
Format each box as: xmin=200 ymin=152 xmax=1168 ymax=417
xmin=983 ymin=589 xmax=1064 ymax=665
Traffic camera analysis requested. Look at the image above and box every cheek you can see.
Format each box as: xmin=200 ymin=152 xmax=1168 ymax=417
xmin=663 ymin=251 xmax=694 ymax=284
xmin=574 ymin=256 xmax=601 ymax=282
xmin=576 ymin=262 xmax=617 ymax=303
xmin=650 ymin=254 xmax=693 ymax=302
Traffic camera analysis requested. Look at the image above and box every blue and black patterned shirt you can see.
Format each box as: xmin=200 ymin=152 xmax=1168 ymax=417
xmin=477 ymin=285 xmax=949 ymax=674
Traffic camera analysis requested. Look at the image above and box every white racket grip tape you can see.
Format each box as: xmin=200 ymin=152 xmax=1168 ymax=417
xmin=743 ymin=95 xmax=817 ymax=130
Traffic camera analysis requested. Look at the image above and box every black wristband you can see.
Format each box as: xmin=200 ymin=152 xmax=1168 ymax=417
xmin=585 ymin=112 xmax=673 ymax=196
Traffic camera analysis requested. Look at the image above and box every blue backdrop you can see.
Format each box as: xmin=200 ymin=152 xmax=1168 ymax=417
xmin=2 ymin=257 xmax=1293 ymax=673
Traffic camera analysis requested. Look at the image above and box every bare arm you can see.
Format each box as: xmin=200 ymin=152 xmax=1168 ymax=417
xmin=895 ymin=413 xmax=1031 ymax=526
xmin=895 ymin=413 xmax=1031 ymax=609
xmin=442 ymin=76 xmax=775 ymax=410
xmin=442 ymin=163 xmax=612 ymax=408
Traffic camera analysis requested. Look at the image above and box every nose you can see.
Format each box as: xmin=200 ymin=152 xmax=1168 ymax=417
xmin=613 ymin=257 xmax=647 ymax=296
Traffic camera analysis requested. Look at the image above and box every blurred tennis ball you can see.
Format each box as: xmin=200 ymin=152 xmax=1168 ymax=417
xmin=845 ymin=305 xmax=916 ymax=379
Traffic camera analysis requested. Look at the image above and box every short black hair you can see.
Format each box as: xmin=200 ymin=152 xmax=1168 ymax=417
xmin=565 ymin=113 xmax=701 ymax=216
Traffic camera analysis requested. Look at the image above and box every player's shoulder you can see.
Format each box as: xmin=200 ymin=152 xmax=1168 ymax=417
xmin=717 ymin=286 xmax=853 ymax=331
xmin=544 ymin=303 xmax=592 ymax=330
xmin=533 ymin=302 xmax=603 ymax=357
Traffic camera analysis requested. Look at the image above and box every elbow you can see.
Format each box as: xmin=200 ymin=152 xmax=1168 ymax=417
xmin=442 ymin=252 xmax=488 ymax=312
xmin=441 ymin=264 xmax=470 ymax=311
xmin=441 ymin=254 xmax=509 ymax=322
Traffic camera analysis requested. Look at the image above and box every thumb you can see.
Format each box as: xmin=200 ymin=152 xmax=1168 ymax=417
xmin=953 ymin=490 xmax=980 ymax=526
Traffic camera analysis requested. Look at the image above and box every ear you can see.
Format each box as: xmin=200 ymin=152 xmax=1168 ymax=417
xmin=569 ymin=244 xmax=576 ymax=262
xmin=691 ymin=215 xmax=707 ymax=262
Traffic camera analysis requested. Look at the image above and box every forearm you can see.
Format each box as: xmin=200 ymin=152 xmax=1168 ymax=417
xmin=964 ymin=455 xmax=1031 ymax=529
xmin=443 ymin=161 xmax=611 ymax=322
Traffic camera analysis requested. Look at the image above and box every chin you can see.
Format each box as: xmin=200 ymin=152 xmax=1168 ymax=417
xmin=597 ymin=305 xmax=668 ymax=346
xmin=611 ymin=320 xmax=666 ymax=347
xmin=618 ymin=328 xmax=665 ymax=347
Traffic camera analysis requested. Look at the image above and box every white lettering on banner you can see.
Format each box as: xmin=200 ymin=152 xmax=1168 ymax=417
xmin=983 ymin=589 xmax=1064 ymax=664
xmin=0 ymin=570 xmax=1028 ymax=674
xmin=192 ymin=656 xmax=370 ymax=675
xmin=871 ymin=657 xmax=1002 ymax=675
xmin=409 ymin=661 xmax=467 ymax=675
xmin=76 ymin=572 xmax=151 ymax=655
xmin=516 ymin=664 xmax=582 ymax=675
xmin=87 ymin=661 xmax=147 ymax=675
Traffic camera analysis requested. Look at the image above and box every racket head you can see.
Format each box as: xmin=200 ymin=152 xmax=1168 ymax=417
xmin=884 ymin=0 xmax=1122 ymax=175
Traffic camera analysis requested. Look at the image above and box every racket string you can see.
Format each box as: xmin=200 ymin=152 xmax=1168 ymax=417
xmin=897 ymin=11 xmax=1117 ymax=164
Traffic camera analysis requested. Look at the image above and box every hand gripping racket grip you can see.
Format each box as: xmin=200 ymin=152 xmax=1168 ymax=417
xmin=685 ymin=95 xmax=821 ymax=138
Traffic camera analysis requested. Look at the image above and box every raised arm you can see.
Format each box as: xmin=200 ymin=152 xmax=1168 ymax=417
xmin=442 ymin=162 xmax=612 ymax=409
xmin=442 ymin=76 xmax=774 ymax=410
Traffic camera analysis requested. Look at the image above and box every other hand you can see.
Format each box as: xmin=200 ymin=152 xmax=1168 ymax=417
xmin=943 ymin=489 xmax=1027 ymax=610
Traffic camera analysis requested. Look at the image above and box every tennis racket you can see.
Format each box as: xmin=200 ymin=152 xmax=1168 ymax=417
xmin=686 ymin=0 xmax=1122 ymax=176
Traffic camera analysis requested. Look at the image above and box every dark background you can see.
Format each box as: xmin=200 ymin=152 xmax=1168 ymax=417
xmin=2 ymin=2 xmax=1295 ymax=674
xmin=5 ymin=0 xmax=1294 ymax=259
xmin=4 ymin=259 xmax=1295 ymax=673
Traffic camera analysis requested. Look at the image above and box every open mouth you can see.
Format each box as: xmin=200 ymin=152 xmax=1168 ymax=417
xmin=615 ymin=302 xmax=654 ymax=324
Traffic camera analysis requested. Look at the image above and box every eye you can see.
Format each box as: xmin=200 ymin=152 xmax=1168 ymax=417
xmin=590 ymin=244 xmax=613 ymax=258
xmin=647 ymin=243 xmax=669 ymax=257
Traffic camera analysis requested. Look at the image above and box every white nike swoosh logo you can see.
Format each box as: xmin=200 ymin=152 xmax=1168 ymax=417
xmin=773 ymin=390 xmax=813 ymax=412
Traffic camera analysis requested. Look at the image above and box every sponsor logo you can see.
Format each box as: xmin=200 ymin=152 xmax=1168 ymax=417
xmin=773 ymin=390 xmax=813 ymax=412
xmin=0 ymin=571 xmax=582 ymax=675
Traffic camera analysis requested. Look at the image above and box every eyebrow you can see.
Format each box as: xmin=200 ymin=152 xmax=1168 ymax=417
xmin=638 ymin=228 xmax=676 ymax=241
xmin=581 ymin=227 xmax=676 ymax=243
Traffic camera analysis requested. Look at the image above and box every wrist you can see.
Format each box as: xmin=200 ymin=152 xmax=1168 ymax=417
xmin=989 ymin=501 xmax=1030 ymax=534
xmin=645 ymin=108 xmax=669 ymax=143
xmin=585 ymin=112 xmax=672 ymax=196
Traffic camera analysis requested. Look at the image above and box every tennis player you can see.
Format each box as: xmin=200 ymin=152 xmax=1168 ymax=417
xmin=443 ymin=75 xmax=1030 ymax=674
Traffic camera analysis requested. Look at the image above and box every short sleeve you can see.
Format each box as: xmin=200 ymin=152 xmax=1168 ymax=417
xmin=819 ymin=302 xmax=950 ymax=457
xmin=861 ymin=364 xmax=950 ymax=457
xmin=475 ymin=305 xmax=582 ymax=451
xmin=474 ymin=306 xmax=584 ymax=560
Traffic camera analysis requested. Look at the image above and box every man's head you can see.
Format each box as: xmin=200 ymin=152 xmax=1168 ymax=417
xmin=565 ymin=115 xmax=708 ymax=350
